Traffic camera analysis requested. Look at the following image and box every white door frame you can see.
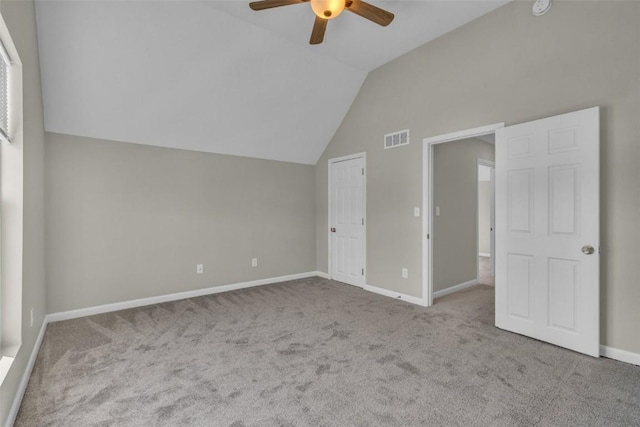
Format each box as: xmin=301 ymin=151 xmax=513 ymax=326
xmin=422 ymin=123 xmax=504 ymax=306
xmin=328 ymin=152 xmax=367 ymax=283
xmin=477 ymin=159 xmax=496 ymax=277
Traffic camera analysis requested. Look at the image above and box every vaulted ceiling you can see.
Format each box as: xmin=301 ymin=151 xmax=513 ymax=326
xmin=35 ymin=0 xmax=507 ymax=164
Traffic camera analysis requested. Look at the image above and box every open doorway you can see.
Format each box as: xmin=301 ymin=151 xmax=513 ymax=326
xmin=422 ymin=123 xmax=504 ymax=306
xmin=477 ymin=159 xmax=495 ymax=287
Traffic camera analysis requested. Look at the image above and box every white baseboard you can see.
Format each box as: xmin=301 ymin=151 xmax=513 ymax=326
xmin=315 ymin=271 xmax=330 ymax=279
xmin=478 ymin=253 xmax=491 ymax=258
xmin=47 ymin=272 xmax=320 ymax=323
xmin=600 ymin=345 xmax=640 ymax=366
xmin=363 ymin=284 xmax=427 ymax=307
xmin=6 ymin=318 xmax=48 ymax=427
xmin=433 ymin=279 xmax=480 ymax=299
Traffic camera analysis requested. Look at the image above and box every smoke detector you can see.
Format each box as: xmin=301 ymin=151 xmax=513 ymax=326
xmin=532 ymin=0 xmax=552 ymax=16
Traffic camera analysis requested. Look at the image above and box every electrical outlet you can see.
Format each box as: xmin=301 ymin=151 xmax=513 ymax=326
xmin=252 ymin=258 xmax=258 ymax=267
xmin=402 ymin=268 xmax=408 ymax=279
xmin=30 ymin=308 xmax=34 ymax=327
xmin=196 ymin=264 xmax=204 ymax=274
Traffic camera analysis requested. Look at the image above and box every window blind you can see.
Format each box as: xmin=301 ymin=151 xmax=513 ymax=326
xmin=0 ymin=40 xmax=9 ymax=142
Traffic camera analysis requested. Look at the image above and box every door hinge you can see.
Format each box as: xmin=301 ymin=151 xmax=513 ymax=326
xmin=362 ymin=168 xmax=364 ymax=176
xmin=362 ymin=268 xmax=365 ymax=275
xmin=427 ymin=233 xmax=430 ymax=239
xmin=362 ymin=218 xmax=364 ymax=226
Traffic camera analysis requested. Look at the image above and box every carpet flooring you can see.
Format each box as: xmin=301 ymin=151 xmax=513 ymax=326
xmin=15 ymin=277 xmax=640 ymax=426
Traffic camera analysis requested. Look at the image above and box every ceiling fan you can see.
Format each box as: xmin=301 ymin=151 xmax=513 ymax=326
xmin=249 ymin=0 xmax=394 ymax=45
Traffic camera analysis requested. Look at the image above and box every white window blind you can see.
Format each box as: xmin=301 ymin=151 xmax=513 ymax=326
xmin=0 ymin=40 xmax=10 ymax=142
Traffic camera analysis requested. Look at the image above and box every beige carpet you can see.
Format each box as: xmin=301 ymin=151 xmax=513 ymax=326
xmin=16 ymin=277 xmax=640 ymax=426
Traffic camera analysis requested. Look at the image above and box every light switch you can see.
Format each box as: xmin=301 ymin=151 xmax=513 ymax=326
xmin=414 ymin=207 xmax=420 ymax=217
xmin=436 ymin=206 xmax=441 ymax=216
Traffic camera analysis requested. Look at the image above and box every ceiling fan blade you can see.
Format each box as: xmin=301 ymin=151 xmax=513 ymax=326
xmin=345 ymin=0 xmax=394 ymax=26
xmin=249 ymin=0 xmax=308 ymax=11
xmin=310 ymin=16 xmax=328 ymax=45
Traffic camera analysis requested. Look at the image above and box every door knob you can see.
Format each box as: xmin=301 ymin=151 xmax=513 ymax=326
xmin=581 ymin=245 xmax=595 ymax=255
xmin=331 ymin=227 xmax=336 ymax=233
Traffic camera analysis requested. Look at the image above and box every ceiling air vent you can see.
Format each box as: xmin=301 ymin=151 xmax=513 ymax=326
xmin=384 ymin=129 xmax=409 ymax=149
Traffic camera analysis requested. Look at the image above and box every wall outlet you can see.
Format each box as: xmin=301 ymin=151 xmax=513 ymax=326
xmin=252 ymin=258 xmax=258 ymax=267
xmin=402 ymin=268 xmax=408 ymax=279
xmin=30 ymin=308 xmax=34 ymax=327
xmin=196 ymin=264 xmax=204 ymax=274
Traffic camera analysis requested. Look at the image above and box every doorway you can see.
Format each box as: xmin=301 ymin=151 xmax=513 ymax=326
xmin=477 ymin=159 xmax=495 ymax=286
xmin=422 ymin=123 xmax=504 ymax=306
xmin=427 ymin=132 xmax=497 ymax=301
xmin=328 ymin=153 xmax=366 ymax=287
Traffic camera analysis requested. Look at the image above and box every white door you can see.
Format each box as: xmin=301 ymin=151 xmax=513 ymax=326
xmin=330 ymin=156 xmax=365 ymax=287
xmin=495 ymin=107 xmax=600 ymax=357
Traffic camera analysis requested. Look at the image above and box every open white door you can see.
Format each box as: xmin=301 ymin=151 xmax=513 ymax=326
xmin=495 ymin=107 xmax=600 ymax=357
xmin=329 ymin=155 xmax=366 ymax=287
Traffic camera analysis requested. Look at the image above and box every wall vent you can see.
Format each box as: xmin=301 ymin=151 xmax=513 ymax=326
xmin=384 ymin=129 xmax=409 ymax=149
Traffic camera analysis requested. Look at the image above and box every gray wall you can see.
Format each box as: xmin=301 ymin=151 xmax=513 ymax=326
xmin=315 ymin=1 xmax=640 ymax=353
xmin=0 ymin=0 xmax=47 ymax=423
xmin=433 ymin=138 xmax=494 ymax=293
xmin=478 ymin=181 xmax=491 ymax=256
xmin=45 ymin=133 xmax=316 ymax=313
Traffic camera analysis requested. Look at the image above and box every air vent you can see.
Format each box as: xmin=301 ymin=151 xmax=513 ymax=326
xmin=384 ymin=129 xmax=409 ymax=149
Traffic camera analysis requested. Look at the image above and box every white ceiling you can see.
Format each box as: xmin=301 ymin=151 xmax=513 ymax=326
xmin=35 ymin=0 xmax=507 ymax=164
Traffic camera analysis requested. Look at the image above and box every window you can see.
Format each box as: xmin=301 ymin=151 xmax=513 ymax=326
xmin=0 ymin=12 xmax=23 ymax=387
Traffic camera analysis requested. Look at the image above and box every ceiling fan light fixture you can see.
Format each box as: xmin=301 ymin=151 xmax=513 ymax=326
xmin=310 ymin=0 xmax=345 ymax=19
xmin=249 ymin=0 xmax=394 ymax=45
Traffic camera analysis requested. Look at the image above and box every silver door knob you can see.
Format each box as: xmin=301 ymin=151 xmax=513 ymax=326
xmin=581 ymin=245 xmax=595 ymax=255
